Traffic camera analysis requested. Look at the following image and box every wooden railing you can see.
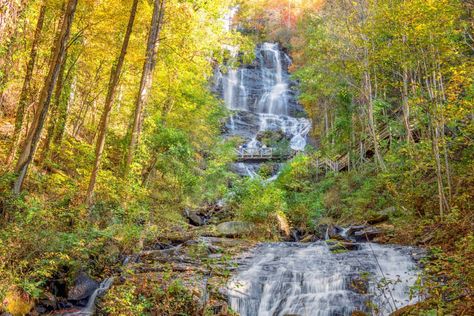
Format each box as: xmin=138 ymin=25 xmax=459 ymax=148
xmin=314 ymin=123 xmax=393 ymax=173
xmin=236 ymin=147 xmax=296 ymax=161
xmin=235 ymin=124 xmax=394 ymax=171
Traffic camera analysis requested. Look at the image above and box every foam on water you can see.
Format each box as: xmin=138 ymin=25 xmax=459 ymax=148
xmin=217 ymin=42 xmax=311 ymax=154
xmin=228 ymin=242 xmax=419 ymax=316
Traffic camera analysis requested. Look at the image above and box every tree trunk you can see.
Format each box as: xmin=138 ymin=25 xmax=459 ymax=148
xmin=436 ymin=66 xmax=452 ymax=202
xmin=430 ymin=117 xmax=449 ymax=220
xmin=51 ymin=53 xmax=79 ymax=147
xmin=40 ymin=50 xmax=68 ymax=165
xmin=365 ymin=69 xmax=386 ymax=171
xmin=7 ymin=4 xmax=47 ymax=166
xmin=423 ymin=53 xmax=450 ymax=219
xmin=85 ymin=0 xmax=139 ymax=205
xmin=12 ymin=0 xmax=78 ymax=194
xmin=41 ymin=48 xmax=80 ymax=163
xmin=401 ymin=66 xmax=413 ymax=143
xmin=125 ymin=0 xmax=165 ymax=173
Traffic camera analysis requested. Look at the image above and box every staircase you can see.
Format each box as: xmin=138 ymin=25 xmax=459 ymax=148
xmin=315 ymin=124 xmax=392 ymax=173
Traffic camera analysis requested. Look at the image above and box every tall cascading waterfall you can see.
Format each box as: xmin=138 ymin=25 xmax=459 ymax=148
xmin=228 ymin=242 xmax=420 ymax=316
xmin=214 ymin=42 xmax=311 ymax=177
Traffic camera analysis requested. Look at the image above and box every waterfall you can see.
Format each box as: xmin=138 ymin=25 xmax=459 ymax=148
xmin=228 ymin=242 xmax=420 ymax=316
xmin=216 ymin=42 xmax=311 ymax=177
xmin=61 ymin=278 xmax=114 ymax=316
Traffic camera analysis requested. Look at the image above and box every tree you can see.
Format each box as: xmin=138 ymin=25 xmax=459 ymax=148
xmin=125 ymin=0 xmax=165 ymax=174
xmin=7 ymin=4 xmax=47 ymax=166
xmin=85 ymin=0 xmax=139 ymax=205
xmin=13 ymin=0 xmax=79 ymax=194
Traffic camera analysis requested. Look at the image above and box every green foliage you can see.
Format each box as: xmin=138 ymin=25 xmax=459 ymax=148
xmin=0 ymin=0 xmax=244 ymax=307
xmin=231 ymin=178 xmax=287 ymax=223
xmin=102 ymin=273 xmax=199 ymax=316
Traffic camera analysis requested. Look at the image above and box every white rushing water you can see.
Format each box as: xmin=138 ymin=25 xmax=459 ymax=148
xmin=61 ymin=278 xmax=114 ymax=316
xmin=228 ymin=242 xmax=420 ymax=316
xmin=217 ymin=42 xmax=311 ymax=153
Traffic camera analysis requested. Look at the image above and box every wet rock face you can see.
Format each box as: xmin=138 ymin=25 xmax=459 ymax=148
xmin=67 ymin=272 xmax=98 ymax=301
xmin=215 ymin=42 xmax=311 ymax=177
xmin=215 ymin=44 xmax=305 ymax=119
xmin=256 ymin=129 xmax=287 ymax=145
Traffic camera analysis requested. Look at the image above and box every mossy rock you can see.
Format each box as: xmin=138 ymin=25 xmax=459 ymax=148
xmin=326 ymin=240 xmax=358 ymax=253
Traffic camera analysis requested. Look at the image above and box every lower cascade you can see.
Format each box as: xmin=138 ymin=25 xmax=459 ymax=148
xmin=227 ymin=242 xmax=420 ymax=316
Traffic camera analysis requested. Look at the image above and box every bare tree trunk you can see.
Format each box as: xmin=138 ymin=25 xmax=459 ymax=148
xmin=401 ymin=66 xmax=413 ymax=143
xmin=324 ymin=102 xmax=329 ymax=139
xmin=51 ymin=53 xmax=79 ymax=147
xmin=85 ymin=0 xmax=139 ymax=205
xmin=365 ymin=69 xmax=386 ymax=171
xmin=436 ymin=67 xmax=452 ymax=202
xmin=430 ymin=117 xmax=449 ymax=220
xmin=125 ymin=0 xmax=165 ymax=173
xmin=40 ymin=50 xmax=68 ymax=165
xmin=41 ymin=48 xmax=81 ymax=163
xmin=71 ymin=63 xmax=103 ymax=138
xmin=12 ymin=0 xmax=78 ymax=194
xmin=7 ymin=4 xmax=47 ymax=166
xmin=422 ymin=51 xmax=450 ymax=219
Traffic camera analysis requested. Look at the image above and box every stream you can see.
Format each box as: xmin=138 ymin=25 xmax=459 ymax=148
xmin=217 ymin=42 xmax=421 ymax=315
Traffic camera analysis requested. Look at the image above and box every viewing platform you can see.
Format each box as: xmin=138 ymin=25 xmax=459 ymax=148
xmin=236 ymin=147 xmax=296 ymax=162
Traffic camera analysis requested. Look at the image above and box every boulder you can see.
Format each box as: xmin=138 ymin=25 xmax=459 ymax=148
xmin=349 ymin=276 xmax=369 ymax=295
xmin=35 ymin=291 xmax=58 ymax=313
xmin=411 ymin=249 xmax=427 ymax=265
xmin=184 ymin=209 xmax=205 ymax=226
xmin=216 ymin=221 xmax=253 ymax=237
xmin=353 ymin=227 xmax=382 ymax=242
xmin=300 ymin=234 xmax=317 ymax=243
xmin=367 ymin=214 xmax=389 ymax=225
xmin=345 ymin=225 xmax=368 ymax=238
xmin=326 ymin=240 xmax=358 ymax=252
xmin=256 ymin=129 xmax=286 ymax=145
xmin=275 ymin=213 xmax=290 ymax=239
xmin=67 ymin=272 xmax=98 ymax=301
xmin=315 ymin=223 xmax=343 ymax=240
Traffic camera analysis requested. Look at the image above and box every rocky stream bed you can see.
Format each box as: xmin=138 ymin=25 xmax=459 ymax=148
xmin=20 ymin=202 xmax=425 ymax=316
